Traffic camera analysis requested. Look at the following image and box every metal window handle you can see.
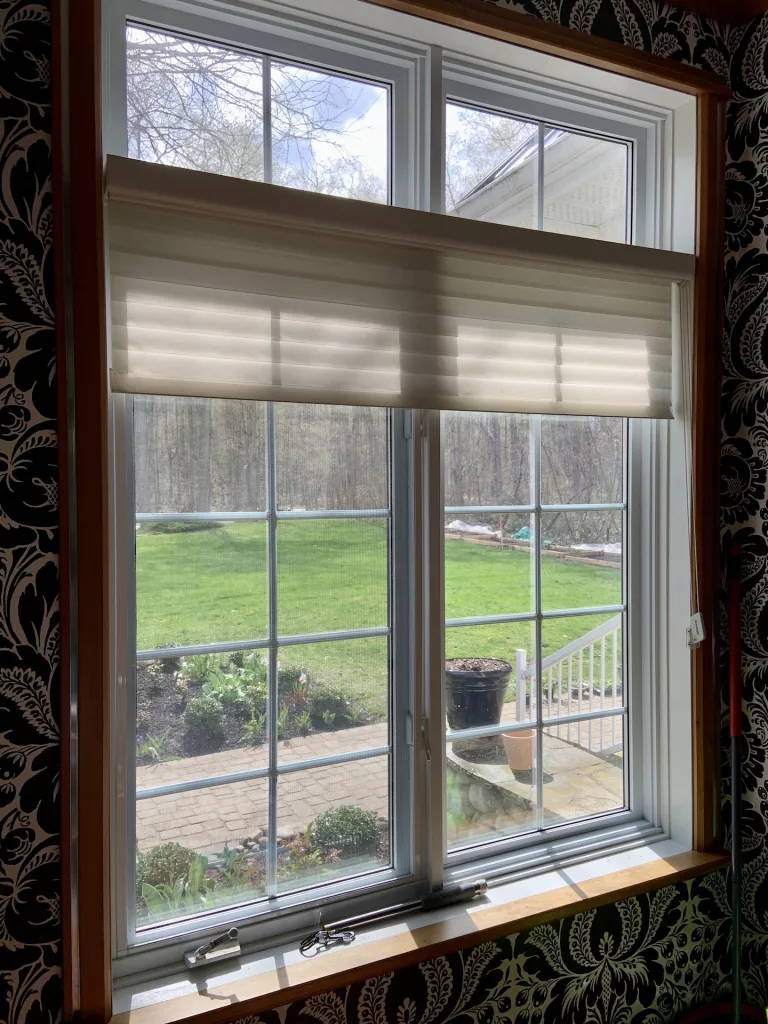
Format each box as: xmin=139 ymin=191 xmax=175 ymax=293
xmin=184 ymin=927 xmax=240 ymax=969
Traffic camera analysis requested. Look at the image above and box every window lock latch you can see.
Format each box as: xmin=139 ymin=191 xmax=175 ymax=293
xmin=184 ymin=927 xmax=240 ymax=969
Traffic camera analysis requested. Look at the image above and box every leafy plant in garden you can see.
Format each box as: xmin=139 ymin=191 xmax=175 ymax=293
xmin=136 ymin=842 xmax=198 ymax=894
xmin=140 ymin=854 xmax=215 ymax=919
xmin=307 ymin=805 xmax=380 ymax=857
xmin=277 ymin=705 xmax=290 ymax=740
xmin=243 ymin=710 xmax=266 ymax=744
xmin=181 ymin=653 xmax=215 ymax=684
xmin=136 ymin=729 xmax=170 ymax=763
xmin=277 ymin=832 xmax=325 ymax=881
xmin=202 ymin=668 xmax=246 ymax=707
xmin=184 ymin=694 xmax=225 ymax=751
xmin=295 ymin=710 xmax=311 ymax=735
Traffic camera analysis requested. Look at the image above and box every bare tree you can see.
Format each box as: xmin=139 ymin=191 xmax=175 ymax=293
xmin=445 ymin=104 xmax=536 ymax=212
xmin=126 ymin=27 xmax=386 ymax=200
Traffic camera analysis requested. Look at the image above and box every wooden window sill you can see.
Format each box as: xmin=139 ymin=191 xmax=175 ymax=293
xmin=110 ymin=847 xmax=727 ymax=1024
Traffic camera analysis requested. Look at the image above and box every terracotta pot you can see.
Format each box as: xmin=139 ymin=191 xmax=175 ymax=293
xmin=502 ymin=729 xmax=535 ymax=772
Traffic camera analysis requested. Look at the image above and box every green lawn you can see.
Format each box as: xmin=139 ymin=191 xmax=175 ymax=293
xmin=136 ymin=520 xmax=621 ymax=713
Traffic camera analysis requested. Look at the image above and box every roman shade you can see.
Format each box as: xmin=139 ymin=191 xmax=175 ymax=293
xmin=105 ymin=155 xmax=695 ymax=418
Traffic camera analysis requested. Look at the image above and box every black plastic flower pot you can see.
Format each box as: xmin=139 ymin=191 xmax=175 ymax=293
xmin=445 ymin=658 xmax=512 ymax=731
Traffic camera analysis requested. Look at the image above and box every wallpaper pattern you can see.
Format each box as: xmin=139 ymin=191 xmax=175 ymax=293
xmin=0 ymin=0 xmax=60 ymax=1022
xmin=0 ymin=0 xmax=765 ymax=1023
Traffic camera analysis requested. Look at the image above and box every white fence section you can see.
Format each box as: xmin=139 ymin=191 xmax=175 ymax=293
xmin=516 ymin=614 xmax=623 ymax=757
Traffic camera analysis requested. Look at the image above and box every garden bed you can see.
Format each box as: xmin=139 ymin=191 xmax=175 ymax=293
xmin=136 ymin=650 xmax=380 ymax=765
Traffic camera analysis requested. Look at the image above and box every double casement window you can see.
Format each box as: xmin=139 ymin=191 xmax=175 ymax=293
xmin=106 ymin=0 xmax=697 ymax=974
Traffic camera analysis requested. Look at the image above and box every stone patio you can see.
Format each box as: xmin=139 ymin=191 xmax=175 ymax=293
xmin=136 ymin=723 xmax=389 ymax=855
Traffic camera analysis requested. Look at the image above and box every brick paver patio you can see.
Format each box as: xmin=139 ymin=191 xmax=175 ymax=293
xmin=136 ymin=723 xmax=389 ymax=855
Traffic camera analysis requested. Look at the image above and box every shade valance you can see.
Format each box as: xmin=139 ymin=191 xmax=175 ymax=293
xmin=105 ymin=155 xmax=694 ymax=418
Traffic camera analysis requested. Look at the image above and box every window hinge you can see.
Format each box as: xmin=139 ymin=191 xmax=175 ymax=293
xmin=403 ymin=410 xmax=413 ymax=440
xmin=422 ymin=717 xmax=431 ymax=760
xmin=405 ymin=711 xmax=414 ymax=745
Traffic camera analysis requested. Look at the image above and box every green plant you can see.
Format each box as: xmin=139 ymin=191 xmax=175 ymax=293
xmin=295 ymin=710 xmax=311 ymax=735
xmin=202 ymin=668 xmax=246 ymax=707
xmin=139 ymin=854 xmax=215 ymax=919
xmin=182 ymin=653 xmax=215 ymax=684
xmin=229 ymin=650 xmax=246 ymax=669
xmin=136 ymin=842 xmax=197 ymax=894
xmin=243 ymin=711 xmax=266 ymax=745
xmin=309 ymin=686 xmax=351 ymax=728
xmin=306 ymin=805 xmax=380 ymax=858
xmin=156 ymin=642 xmax=182 ymax=674
xmin=136 ymin=729 xmax=170 ymax=764
xmin=277 ymin=705 xmax=290 ymax=740
xmin=277 ymin=833 xmax=325 ymax=882
xmin=184 ymin=694 xmax=225 ymax=751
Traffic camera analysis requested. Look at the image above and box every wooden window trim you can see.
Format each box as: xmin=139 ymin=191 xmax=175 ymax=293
xmin=54 ymin=0 xmax=729 ymax=1018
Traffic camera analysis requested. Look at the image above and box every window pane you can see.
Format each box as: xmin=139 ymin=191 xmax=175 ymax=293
xmin=443 ymin=411 xmax=531 ymax=506
xmin=445 ymin=622 xmax=537 ymax=731
xmin=276 ymin=404 xmax=389 ymax=510
xmin=277 ymin=518 xmax=388 ymax=635
xmin=540 ymin=416 xmax=623 ymax=505
xmin=447 ymin=736 xmax=538 ymax=849
xmin=540 ymin=511 xmax=622 ymax=611
xmin=126 ymin=26 xmax=264 ymax=180
xmin=136 ymin=521 xmax=267 ymax=649
xmin=136 ymin=777 xmax=268 ymax=928
xmin=542 ymin=129 xmax=629 ymax=242
xmin=277 ymin=637 xmax=389 ymax=763
xmin=272 ymin=62 xmax=388 ymax=202
xmin=445 ymin=102 xmax=538 ymax=227
xmin=543 ymin=715 xmax=625 ymax=821
xmin=540 ymin=615 xmax=623 ymax=718
xmin=445 ymin=513 xmax=534 ymax=618
xmin=276 ymin=757 xmax=390 ymax=893
xmin=135 ymin=396 xmax=267 ymax=513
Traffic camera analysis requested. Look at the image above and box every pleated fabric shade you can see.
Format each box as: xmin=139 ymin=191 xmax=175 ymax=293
xmin=105 ymin=155 xmax=695 ymax=418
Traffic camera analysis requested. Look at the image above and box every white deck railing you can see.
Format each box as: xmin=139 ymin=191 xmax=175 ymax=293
xmin=516 ymin=613 xmax=623 ymax=756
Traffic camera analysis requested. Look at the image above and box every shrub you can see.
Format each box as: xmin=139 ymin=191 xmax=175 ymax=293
xmin=307 ymin=805 xmax=380 ymax=858
xmin=309 ymin=685 xmax=351 ymax=728
xmin=141 ymin=520 xmax=223 ymax=535
xmin=184 ymin=694 xmax=225 ymax=751
xmin=136 ymin=842 xmax=197 ymax=894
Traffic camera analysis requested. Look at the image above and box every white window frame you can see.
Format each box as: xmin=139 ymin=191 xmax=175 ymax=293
xmin=105 ymin=0 xmax=697 ymax=982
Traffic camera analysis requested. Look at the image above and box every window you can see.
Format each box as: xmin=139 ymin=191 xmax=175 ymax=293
xmin=443 ymin=414 xmax=626 ymax=852
xmin=106 ymin=0 xmax=696 ymax=975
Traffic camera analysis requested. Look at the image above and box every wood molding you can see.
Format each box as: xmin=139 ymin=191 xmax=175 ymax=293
xmin=59 ymin=0 xmax=112 ymax=1018
xmin=110 ymin=852 xmax=729 ymax=1024
xmin=361 ymin=0 xmax=731 ymax=95
xmin=691 ymin=92 xmax=726 ymax=853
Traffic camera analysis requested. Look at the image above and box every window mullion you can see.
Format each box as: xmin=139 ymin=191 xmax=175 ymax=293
xmin=536 ymin=123 xmax=545 ymax=232
xmin=263 ymin=55 xmax=272 ymax=185
xmin=532 ymin=415 xmax=544 ymax=829
xmin=266 ymin=402 xmax=278 ymax=898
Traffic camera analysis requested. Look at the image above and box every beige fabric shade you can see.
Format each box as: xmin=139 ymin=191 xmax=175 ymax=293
xmin=105 ymin=155 xmax=695 ymax=418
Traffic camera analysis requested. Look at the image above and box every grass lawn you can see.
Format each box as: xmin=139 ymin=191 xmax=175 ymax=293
xmin=136 ymin=520 xmax=621 ymax=715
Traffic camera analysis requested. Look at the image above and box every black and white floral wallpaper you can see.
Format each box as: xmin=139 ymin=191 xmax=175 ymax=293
xmin=1 ymin=0 xmax=768 ymax=1022
xmin=0 ymin=0 xmax=60 ymax=1021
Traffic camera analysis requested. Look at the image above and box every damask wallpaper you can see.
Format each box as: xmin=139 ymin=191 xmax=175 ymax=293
xmin=0 ymin=1 xmax=765 ymax=1023
xmin=0 ymin=0 xmax=60 ymax=1021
